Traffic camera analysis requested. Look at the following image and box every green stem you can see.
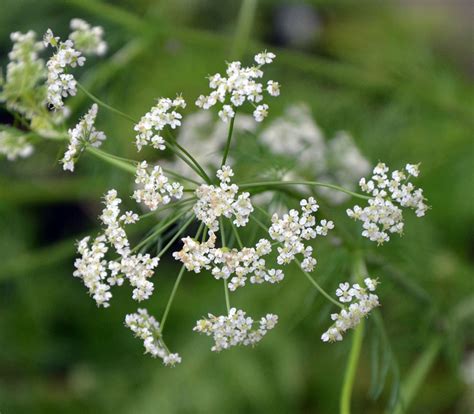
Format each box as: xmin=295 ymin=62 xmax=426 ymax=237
xmin=340 ymin=320 xmax=365 ymax=414
xmin=240 ymin=180 xmax=370 ymax=200
xmin=85 ymin=146 xmax=136 ymax=174
xmin=221 ymin=113 xmax=236 ymax=166
xmin=295 ymin=259 xmax=344 ymax=309
xmin=156 ymin=215 xmax=195 ymax=259
xmin=160 ymin=223 xmax=205 ymax=332
xmin=340 ymin=253 xmax=367 ymax=414
xmin=139 ymin=197 xmax=196 ymax=219
xmin=160 ymin=265 xmax=187 ymax=333
xmin=391 ymin=337 xmax=443 ymax=414
xmin=231 ymin=0 xmax=257 ymax=60
xmin=220 ymin=218 xmax=231 ymax=312
xmin=132 ymin=208 xmax=191 ymax=252
xmin=77 ymin=83 xmax=137 ymax=124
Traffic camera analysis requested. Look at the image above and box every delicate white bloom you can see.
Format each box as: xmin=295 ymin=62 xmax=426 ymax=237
xmin=132 ymin=161 xmax=184 ymax=211
xmin=0 ymin=31 xmax=46 ymax=121
xmin=74 ymin=189 xmax=159 ymax=305
xmin=44 ymin=30 xmax=85 ymax=109
xmin=69 ymin=18 xmax=107 ymax=56
xmin=218 ymin=105 xmax=235 ymax=122
xmin=193 ymin=165 xmax=253 ymax=232
xmin=194 ymin=308 xmax=278 ymax=351
xmin=196 ymin=51 xmax=279 ymax=122
xmin=134 ymin=96 xmax=186 ymax=151
xmin=405 ymin=163 xmax=420 ymax=177
xmin=266 ymin=80 xmax=280 ymax=96
xmin=253 ymin=104 xmax=269 ymax=122
xmin=254 ymin=50 xmax=276 ymax=65
xmin=347 ymin=162 xmax=429 ymax=244
xmin=73 ymin=235 xmax=111 ymax=307
xmin=173 ymin=232 xmax=216 ymax=273
xmin=0 ymin=130 xmax=34 ymax=161
xmin=321 ymin=278 xmax=379 ymax=343
xmin=61 ymin=104 xmax=106 ymax=171
xmin=269 ymin=197 xmax=333 ymax=270
xmin=125 ymin=308 xmax=181 ymax=366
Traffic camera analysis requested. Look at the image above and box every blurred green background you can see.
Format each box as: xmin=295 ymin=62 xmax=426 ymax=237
xmin=0 ymin=0 xmax=473 ymax=413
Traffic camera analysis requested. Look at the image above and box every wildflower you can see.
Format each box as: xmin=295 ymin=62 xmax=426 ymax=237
xmin=69 ymin=18 xmax=107 ymax=56
xmin=321 ymin=278 xmax=379 ymax=343
xmin=74 ymin=189 xmax=159 ymax=305
xmin=193 ymin=165 xmax=253 ymax=232
xmin=134 ymin=96 xmax=186 ymax=151
xmin=61 ymin=103 xmax=106 ymax=171
xmin=196 ymin=51 xmax=279 ymax=122
xmin=194 ymin=308 xmax=278 ymax=351
xmin=125 ymin=308 xmax=181 ymax=365
xmin=0 ymin=31 xmax=46 ymax=120
xmin=44 ymin=29 xmax=85 ymax=109
xmin=0 ymin=130 xmax=34 ymax=161
xmin=269 ymin=197 xmax=334 ymax=271
xmin=347 ymin=163 xmax=428 ymax=244
xmin=253 ymin=104 xmax=269 ymax=122
xmin=132 ymin=161 xmax=184 ymax=211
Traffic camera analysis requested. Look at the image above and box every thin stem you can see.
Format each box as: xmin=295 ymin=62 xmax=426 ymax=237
xmin=240 ymin=180 xmax=370 ymax=200
xmin=231 ymin=0 xmax=257 ymax=60
xmin=160 ymin=223 xmax=205 ymax=333
xmin=221 ymin=113 xmax=236 ymax=166
xmin=340 ymin=319 xmax=365 ymax=414
xmin=77 ymin=83 xmax=137 ymax=124
xmin=157 ymin=215 xmax=195 ymax=259
xmin=220 ymin=217 xmax=231 ymax=312
xmin=139 ymin=197 xmax=196 ymax=220
xmin=85 ymin=146 xmax=136 ymax=174
xmin=229 ymin=220 xmax=244 ymax=249
xmin=159 ymin=265 xmax=187 ymax=333
xmin=340 ymin=253 xmax=368 ymax=414
xmin=295 ymin=259 xmax=344 ymax=309
xmin=166 ymin=140 xmax=210 ymax=184
xmin=133 ymin=208 xmax=191 ymax=252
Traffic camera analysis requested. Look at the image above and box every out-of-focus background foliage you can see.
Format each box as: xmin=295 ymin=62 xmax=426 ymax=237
xmin=0 ymin=0 xmax=473 ymax=413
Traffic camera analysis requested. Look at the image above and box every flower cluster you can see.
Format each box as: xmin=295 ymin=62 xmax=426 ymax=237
xmin=195 ymin=51 xmax=279 ymax=123
xmin=44 ymin=29 xmax=85 ymax=109
xmin=193 ymin=166 xmax=253 ymax=232
xmin=321 ymin=278 xmax=379 ymax=342
xmin=61 ymin=104 xmax=106 ymax=171
xmin=73 ymin=190 xmax=159 ymax=306
xmin=194 ymin=308 xmax=278 ymax=352
xmin=0 ymin=31 xmax=46 ymax=119
xmin=134 ymin=96 xmax=186 ymax=151
xmin=269 ymin=197 xmax=334 ymax=272
xmin=132 ymin=161 xmax=184 ymax=211
xmin=0 ymin=130 xmax=34 ymax=161
xmin=68 ymin=18 xmax=107 ymax=56
xmin=125 ymin=308 xmax=181 ymax=366
xmin=347 ymin=163 xmax=428 ymax=244
xmin=174 ymin=232 xmax=283 ymax=291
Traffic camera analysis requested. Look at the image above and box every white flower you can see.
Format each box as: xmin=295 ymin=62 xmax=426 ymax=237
xmin=61 ymin=104 xmax=106 ymax=172
xmin=69 ymin=18 xmax=107 ymax=56
xmin=74 ymin=189 xmax=160 ymax=305
xmin=218 ymin=105 xmax=235 ymax=122
xmin=194 ymin=308 xmax=278 ymax=351
xmin=0 ymin=130 xmax=34 ymax=161
xmin=253 ymin=104 xmax=269 ymax=122
xmin=125 ymin=308 xmax=181 ymax=365
xmin=134 ymin=95 xmax=186 ymax=151
xmin=321 ymin=278 xmax=379 ymax=342
xmin=347 ymin=162 xmax=428 ymax=244
xmin=196 ymin=51 xmax=279 ymax=122
xmin=192 ymin=165 xmax=253 ymax=232
xmin=132 ymin=161 xmax=183 ymax=211
xmin=269 ymin=197 xmax=333 ymax=269
xmin=266 ymin=80 xmax=280 ymax=96
xmin=44 ymin=31 xmax=85 ymax=109
xmin=254 ymin=50 xmax=276 ymax=65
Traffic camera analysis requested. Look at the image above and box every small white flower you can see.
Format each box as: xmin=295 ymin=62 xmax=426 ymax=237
xmin=218 ymin=105 xmax=235 ymax=122
xmin=69 ymin=18 xmax=107 ymax=56
xmin=254 ymin=50 xmax=276 ymax=65
xmin=266 ymin=80 xmax=280 ymax=96
xmin=253 ymin=104 xmax=269 ymax=122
